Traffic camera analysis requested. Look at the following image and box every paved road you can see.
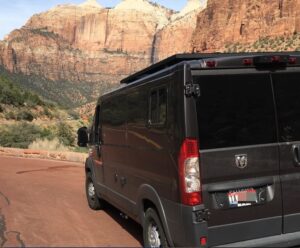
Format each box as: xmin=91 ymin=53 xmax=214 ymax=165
xmin=0 ymin=156 xmax=142 ymax=247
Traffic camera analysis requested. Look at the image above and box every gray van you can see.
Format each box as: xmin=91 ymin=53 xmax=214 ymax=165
xmin=78 ymin=52 xmax=300 ymax=247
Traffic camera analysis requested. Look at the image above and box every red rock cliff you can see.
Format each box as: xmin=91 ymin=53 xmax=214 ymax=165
xmin=0 ymin=0 xmax=175 ymax=84
xmin=191 ymin=0 xmax=300 ymax=52
xmin=2 ymin=0 xmax=299 ymax=87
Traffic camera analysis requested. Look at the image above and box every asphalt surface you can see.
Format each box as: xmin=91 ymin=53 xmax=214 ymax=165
xmin=0 ymin=156 xmax=142 ymax=247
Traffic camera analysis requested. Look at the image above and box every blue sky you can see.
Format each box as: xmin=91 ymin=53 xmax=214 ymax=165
xmin=0 ymin=0 xmax=186 ymax=40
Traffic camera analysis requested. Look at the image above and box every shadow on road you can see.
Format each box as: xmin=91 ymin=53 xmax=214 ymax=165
xmin=104 ymin=203 xmax=143 ymax=246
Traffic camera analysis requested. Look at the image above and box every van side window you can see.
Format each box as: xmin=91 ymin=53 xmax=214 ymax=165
xmin=150 ymin=91 xmax=158 ymax=123
xmin=89 ymin=106 xmax=100 ymax=144
xmin=102 ymin=96 xmax=126 ymax=126
xmin=94 ymin=106 xmax=100 ymax=142
xmin=101 ymin=95 xmax=126 ymax=145
xmin=149 ymin=87 xmax=167 ymax=125
xmin=127 ymin=90 xmax=148 ymax=126
xmin=159 ymin=88 xmax=167 ymax=123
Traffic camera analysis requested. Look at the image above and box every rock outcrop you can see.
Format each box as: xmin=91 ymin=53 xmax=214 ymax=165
xmin=153 ymin=0 xmax=207 ymax=62
xmin=191 ymin=0 xmax=300 ymax=52
xmin=2 ymin=0 xmax=300 ymax=95
xmin=0 ymin=0 xmax=177 ymax=84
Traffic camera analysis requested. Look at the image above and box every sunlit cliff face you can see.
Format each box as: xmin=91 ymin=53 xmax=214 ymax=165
xmin=0 ymin=0 xmax=205 ymax=84
xmin=2 ymin=0 xmax=299 ymax=96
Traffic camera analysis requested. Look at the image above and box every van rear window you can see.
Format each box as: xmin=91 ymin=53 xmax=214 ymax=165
xmin=194 ymin=74 xmax=276 ymax=150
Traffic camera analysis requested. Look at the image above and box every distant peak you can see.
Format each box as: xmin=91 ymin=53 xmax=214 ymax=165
xmin=172 ymin=0 xmax=207 ymax=20
xmin=182 ymin=0 xmax=207 ymax=14
xmin=79 ymin=0 xmax=103 ymax=8
xmin=115 ymin=0 xmax=150 ymax=10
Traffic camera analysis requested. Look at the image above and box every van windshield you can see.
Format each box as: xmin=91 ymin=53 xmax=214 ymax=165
xmin=193 ymin=74 xmax=276 ymax=150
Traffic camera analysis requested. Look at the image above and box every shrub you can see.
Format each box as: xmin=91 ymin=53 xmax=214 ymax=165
xmin=23 ymin=91 xmax=44 ymax=107
xmin=0 ymin=74 xmax=46 ymax=108
xmin=29 ymin=137 xmax=68 ymax=151
xmin=0 ymin=123 xmax=54 ymax=148
xmin=4 ymin=111 xmax=16 ymax=120
xmin=56 ymin=122 xmax=75 ymax=146
xmin=0 ymin=86 xmax=23 ymax=106
xmin=16 ymin=111 xmax=34 ymax=122
xmin=43 ymin=107 xmax=54 ymax=119
xmin=73 ymin=146 xmax=88 ymax=153
xmin=67 ymin=110 xmax=80 ymax=120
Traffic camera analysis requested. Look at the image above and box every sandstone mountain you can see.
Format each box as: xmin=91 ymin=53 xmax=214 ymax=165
xmin=153 ymin=0 xmax=207 ymax=62
xmin=1 ymin=0 xmax=300 ymax=108
xmin=0 ymin=0 xmax=202 ymax=85
xmin=154 ymin=9 xmax=203 ymax=62
xmin=0 ymin=1 xmax=160 ymax=84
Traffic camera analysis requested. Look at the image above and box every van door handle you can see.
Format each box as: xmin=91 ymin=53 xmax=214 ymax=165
xmin=96 ymin=144 xmax=101 ymax=158
xmin=146 ymin=120 xmax=152 ymax=129
xmin=292 ymin=145 xmax=300 ymax=167
xmin=120 ymin=177 xmax=127 ymax=186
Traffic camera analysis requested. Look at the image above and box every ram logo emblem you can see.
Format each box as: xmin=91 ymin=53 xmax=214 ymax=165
xmin=235 ymin=154 xmax=248 ymax=169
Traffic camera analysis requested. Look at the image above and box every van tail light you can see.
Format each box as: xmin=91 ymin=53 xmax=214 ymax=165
xmin=178 ymin=138 xmax=202 ymax=206
xmin=205 ymin=60 xmax=216 ymax=68
xmin=243 ymin=58 xmax=253 ymax=66
xmin=200 ymin=237 xmax=207 ymax=246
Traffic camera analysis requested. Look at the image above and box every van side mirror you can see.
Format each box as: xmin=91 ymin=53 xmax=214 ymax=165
xmin=77 ymin=127 xmax=88 ymax=147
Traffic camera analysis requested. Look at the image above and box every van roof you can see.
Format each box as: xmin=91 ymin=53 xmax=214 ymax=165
xmin=120 ymin=53 xmax=217 ymax=84
xmin=120 ymin=52 xmax=300 ymax=85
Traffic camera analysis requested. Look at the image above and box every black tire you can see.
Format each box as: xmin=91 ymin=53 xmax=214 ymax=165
xmin=85 ymin=172 xmax=103 ymax=210
xmin=143 ymin=208 xmax=169 ymax=248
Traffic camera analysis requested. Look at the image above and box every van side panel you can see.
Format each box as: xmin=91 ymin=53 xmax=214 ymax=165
xmin=101 ymin=94 xmax=128 ymax=209
xmin=123 ymin=75 xmax=179 ymax=209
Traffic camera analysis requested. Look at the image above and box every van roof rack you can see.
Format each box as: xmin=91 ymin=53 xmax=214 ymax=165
xmin=120 ymin=53 xmax=220 ymax=84
xmin=121 ymin=52 xmax=300 ymax=85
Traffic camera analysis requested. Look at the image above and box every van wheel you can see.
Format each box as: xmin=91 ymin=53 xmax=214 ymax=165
xmin=143 ymin=208 xmax=168 ymax=248
xmin=86 ymin=172 xmax=103 ymax=210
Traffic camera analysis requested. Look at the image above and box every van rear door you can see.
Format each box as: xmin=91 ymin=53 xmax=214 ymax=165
xmin=193 ymin=72 xmax=282 ymax=246
xmin=272 ymin=70 xmax=300 ymax=234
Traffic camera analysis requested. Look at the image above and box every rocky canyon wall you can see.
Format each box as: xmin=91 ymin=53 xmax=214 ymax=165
xmin=191 ymin=0 xmax=300 ymax=52
xmin=1 ymin=0 xmax=300 ymax=88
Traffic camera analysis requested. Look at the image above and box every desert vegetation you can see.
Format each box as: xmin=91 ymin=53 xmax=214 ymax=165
xmin=0 ymin=66 xmax=115 ymax=108
xmin=224 ymin=33 xmax=300 ymax=53
xmin=0 ymin=121 xmax=78 ymax=150
xmin=0 ymin=73 xmax=88 ymax=152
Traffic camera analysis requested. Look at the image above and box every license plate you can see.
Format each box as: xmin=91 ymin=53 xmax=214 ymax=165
xmin=228 ymin=188 xmax=257 ymax=207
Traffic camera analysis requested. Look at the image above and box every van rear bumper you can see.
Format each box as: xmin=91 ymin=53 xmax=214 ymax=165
xmin=216 ymin=231 xmax=300 ymax=247
xmin=161 ymin=198 xmax=300 ymax=247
